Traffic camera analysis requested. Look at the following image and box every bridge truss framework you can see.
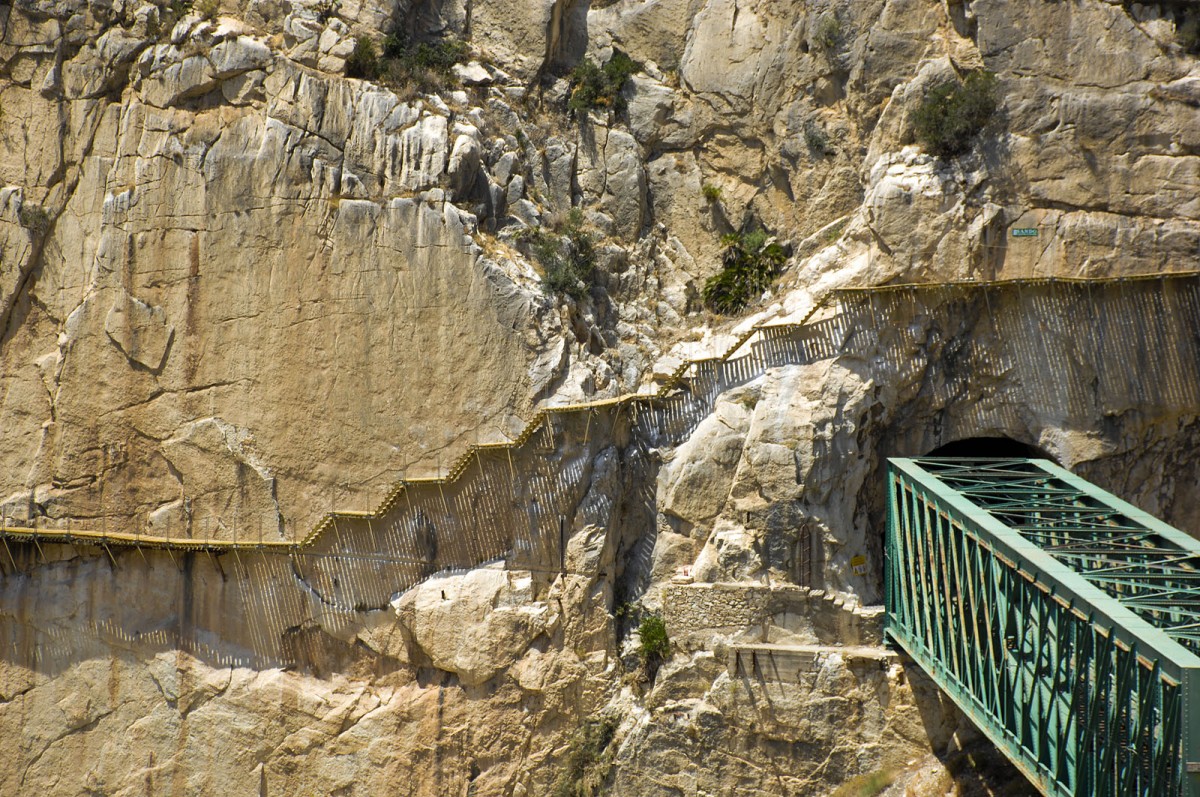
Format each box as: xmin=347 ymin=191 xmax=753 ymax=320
xmin=886 ymin=457 xmax=1200 ymax=797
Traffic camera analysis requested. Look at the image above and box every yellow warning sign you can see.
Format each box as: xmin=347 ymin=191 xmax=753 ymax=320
xmin=851 ymin=555 xmax=867 ymax=576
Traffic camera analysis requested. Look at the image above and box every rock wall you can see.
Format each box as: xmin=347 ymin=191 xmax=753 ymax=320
xmin=3 ymin=0 xmax=1199 ymax=535
xmin=0 ymin=4 xmax=592 ymax=539
xmin=3 ymin=278 xmax=1195 ymax=794
xmin=1 ymin=0 xmax=1199 ymax=794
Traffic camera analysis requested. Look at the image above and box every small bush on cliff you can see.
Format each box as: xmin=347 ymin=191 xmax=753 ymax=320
xmin=195 ymin=0 xmax=220 ymax=20
xmin=909 ymin=69 xmax=998 ymax=157
xmin=702 ymin=228 xmax=787 ymax=314
xmin=638 ymin=614 xmax=669 ymax=664
xmin=378 ymin=29 xmax=469 ymax=94
xmin=804 ymin=121 xmax=830 ymax=155
xmin=553 ymin=716 xmax=619 ymax=797
xmin=520 ymin=209 xmax=596 ymax=300
xmin=314 ymin=0 xmax=339 ymax=23
xmin=813 ymin=12 xmax=842 ymax=51
xmin=568 ymin=51 xmax=641 ymax=115
xmin=165 ymin=0 xmax=190 ymax=23
xmin=345 ymin=38 xmax=381 ymax=80
xmin=17 ymin=204 xmax=50 ymax=235
xmin=384 ymin=33 xmax=470 ymax=73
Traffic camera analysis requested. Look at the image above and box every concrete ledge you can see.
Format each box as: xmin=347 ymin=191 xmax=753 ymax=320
xmin=727 ymin=643 xmax=898 ymax=682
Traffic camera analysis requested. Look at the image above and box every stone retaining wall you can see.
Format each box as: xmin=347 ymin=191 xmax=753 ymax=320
xmin=662 ymin=581 xmax=883 ymax=648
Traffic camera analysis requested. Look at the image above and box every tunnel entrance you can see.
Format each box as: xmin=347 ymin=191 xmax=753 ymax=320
xmin=925 ymin=436 xmax=1054 ymax=461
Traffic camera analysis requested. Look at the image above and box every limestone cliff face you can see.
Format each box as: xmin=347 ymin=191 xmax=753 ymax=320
xmin=2 ymin=0 xmax=1199 ymax=536
xmin=1 ymin=0 xmax=1199 ymax=795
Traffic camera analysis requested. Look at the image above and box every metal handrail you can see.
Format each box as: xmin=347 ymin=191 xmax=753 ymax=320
xmin=2 ymin=270 xmax=1197 ymax=556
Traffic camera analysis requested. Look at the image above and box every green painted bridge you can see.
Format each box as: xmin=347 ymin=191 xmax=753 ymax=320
xmin=886 ymin=458 xmax=1200 ymax=797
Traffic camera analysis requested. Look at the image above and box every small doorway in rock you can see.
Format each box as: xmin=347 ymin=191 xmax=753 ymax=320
xmin=925 ymin=436 xmax=1055 ymax=461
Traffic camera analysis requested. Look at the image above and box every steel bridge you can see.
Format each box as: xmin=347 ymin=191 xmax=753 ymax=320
xmin=886 ymin=458 xmax=1200 ymax=797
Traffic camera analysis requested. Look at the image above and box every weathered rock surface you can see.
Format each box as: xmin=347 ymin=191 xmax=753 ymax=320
xmin=396 ymin=568 xmax=559 ymax=686
xmin=0 ymin=7 xmax=617 ymax=539
xmin=1 ymin=0 xmax=1199 ymax=794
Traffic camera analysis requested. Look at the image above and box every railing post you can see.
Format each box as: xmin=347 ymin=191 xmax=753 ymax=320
xmin=1185 ymin=667 xmax=1200 ymax=797
xmin=884 ymin=468 xmax=898 ymax=645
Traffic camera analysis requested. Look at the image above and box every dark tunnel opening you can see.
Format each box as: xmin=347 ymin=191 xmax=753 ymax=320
xmin=924 ymin=436 xmax=1055 ymax=461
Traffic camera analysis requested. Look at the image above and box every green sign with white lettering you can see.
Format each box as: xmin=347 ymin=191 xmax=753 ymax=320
xmin=1011 ymin=228 xmax=1038 ymax=238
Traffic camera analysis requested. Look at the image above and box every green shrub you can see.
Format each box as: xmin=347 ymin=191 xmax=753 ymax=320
xmin=17 ymin=204 xmax=50 ymax=235
xmin=909 ymin=69 xmax=998 ymax=157
xmin=814 ymin=13 xmax=841 ymax=50
xmin=376 ymin=30 xmax=469 ymax=94
xmin=382 ymin=31 xmax=470 ymax=73
xmin=568 ymin=60 xmax=606 ymax=110
xmin=410 ymin=39 xmax=470 ymax=71
xmin=314 ymin=0 xmax=338 ymax=23
xmin=702 ymin=228 xmax=787 ymax=314
xmin=195 ymin=0 xmax=220 ymax=20
xmin=345 ymin=37 xmax=381 ymax=80
xmin=701 ymin=183 xmax=722 ymax=203
xmin=568 ymin=51 xmax=641 ymax=115
xmin=1180 ymin=11 xmax=1200 ymax=55
xmin=381 ymin=27 xmax=408 ymax=60
xmin=167 ymin=0 xmax=191 ymax=22
xmin=637 ymin=614 xmax=669 ymax=663
xmin=521 ymin=209 xmax=596 ymax=300
xmin=553 ymin=717 xmax=619 ymax=797
xmin=804 ymin=121 xmax=830 ymax=155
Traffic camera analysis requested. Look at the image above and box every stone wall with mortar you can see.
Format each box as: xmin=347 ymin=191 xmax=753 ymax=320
xmin=662 ymin=581 xmax=884 ymax=648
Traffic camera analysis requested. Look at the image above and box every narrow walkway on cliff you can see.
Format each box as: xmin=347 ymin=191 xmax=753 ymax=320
xmin=1 ymin=272 xmax=1199 ymax=671
xmin=886 ymin=456 xmax=1200 ymax=797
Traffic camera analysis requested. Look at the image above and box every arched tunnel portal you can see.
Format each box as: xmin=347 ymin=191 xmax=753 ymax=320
xmin=923 ymin=436 xmax=1056 ymax=461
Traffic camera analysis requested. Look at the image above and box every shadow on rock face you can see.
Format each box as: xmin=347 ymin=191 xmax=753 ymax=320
xmin=924 ymin=436 xmax=1055 ymax=461
xmin=898 ymin=660 xmax=1036 ymax=797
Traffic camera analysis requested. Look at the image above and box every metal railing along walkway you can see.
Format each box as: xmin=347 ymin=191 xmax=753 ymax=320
xmin=886 ymin=457 xmax=1200 ymax=797
xmin=1 ymin=272 xmax=1199 ymax=669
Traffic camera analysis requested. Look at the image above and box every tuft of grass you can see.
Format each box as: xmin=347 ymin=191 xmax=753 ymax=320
xmin=821 ymin=217 xmax=849 ymax=244
xmin=519 ymin=208 xmax=596 ymax=300
xmin=194 ymin=0 xmax=220 ymax=20
xmin=568 ymin=51 xmax=641 ymax=115
xmin=702 ymin=228 xmax=787 ymax=314
xmin=701 ymin=183 xmax=722 ymax=203
xmin=909 ymin=69 xmax=999 ymax=158
xmin=829 ymin=768 xmax=897 ymax=797
xmin=552 ymin=717 xmax=619 ymax=797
